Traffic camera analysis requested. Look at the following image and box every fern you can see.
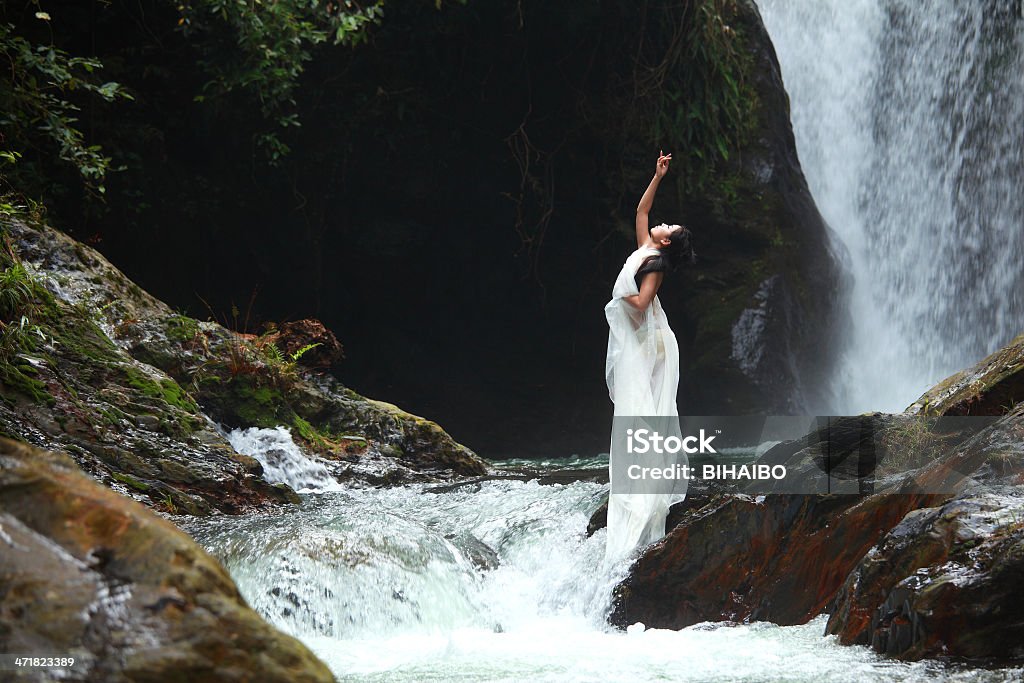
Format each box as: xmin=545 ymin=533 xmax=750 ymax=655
xmin=262 ymin=341 xmax=286 ymax=365
xmin=290 ymin=342 xmax=321 ymax=362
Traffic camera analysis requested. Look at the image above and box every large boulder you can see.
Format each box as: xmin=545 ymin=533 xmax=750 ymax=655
xmin=1 ymin=220 xmax=295 ymax=515
xmin=1 ymin=217 xmax=486 ymax=510
xmin=0 ymin=438 xmax=334 ymax=682
xmin=825 ymin=406 xmax=1024 ymax=660
xmin=608 ymin=415 xmax=955 ymax=629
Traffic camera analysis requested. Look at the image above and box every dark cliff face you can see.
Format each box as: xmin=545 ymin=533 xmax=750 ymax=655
xmin=662 ymin=0 xmax=845 ymax=416
xmin=23 ymin=1 xmax=840 ymax=457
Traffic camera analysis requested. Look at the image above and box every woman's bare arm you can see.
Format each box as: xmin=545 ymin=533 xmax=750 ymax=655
xmin=623 ymin=271 xmax=664 ymax=310
xmin=635 ymin=151 xmax=672 ymax=247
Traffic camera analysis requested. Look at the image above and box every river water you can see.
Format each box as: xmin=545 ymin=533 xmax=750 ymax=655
xmin=182 ymin=428 xmax=1024 ymax=682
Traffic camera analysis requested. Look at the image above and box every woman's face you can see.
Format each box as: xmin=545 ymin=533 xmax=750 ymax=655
xmin=650 ymin=224 xmax=680 ymax=246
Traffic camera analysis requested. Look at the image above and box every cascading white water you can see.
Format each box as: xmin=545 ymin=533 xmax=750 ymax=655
xmin=228 ymin=426 xmax=343 ymax=493
xmin=184 ymin=433 xmax=1024 ymax=681
xmin=759 ymin=0 xmax=1024 ymax=412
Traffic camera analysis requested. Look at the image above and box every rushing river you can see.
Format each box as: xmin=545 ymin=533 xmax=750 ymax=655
xmin=182 ymin=428 xmax=1024 ymax=682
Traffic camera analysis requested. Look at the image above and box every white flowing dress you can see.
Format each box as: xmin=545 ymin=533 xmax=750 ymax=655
xmin=604 ymin=246 xmax=685 ymax=564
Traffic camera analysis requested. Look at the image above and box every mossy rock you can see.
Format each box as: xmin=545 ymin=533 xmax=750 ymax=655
xmin=3 ymin=216 xmax=488 ymax=507
xmin=616 ymin=0 xmax=845 ymax=414
xmin=909 ymin=332 xmax=1024 ymax=416
xmin=0 ymin=438 xmax=334 ymax=682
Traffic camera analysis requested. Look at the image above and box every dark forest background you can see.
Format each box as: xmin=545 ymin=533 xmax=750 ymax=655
xmin=1 ymin=1 xmax=769 ymax=457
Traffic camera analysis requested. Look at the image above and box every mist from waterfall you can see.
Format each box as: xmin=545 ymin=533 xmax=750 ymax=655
xmin=759 ymin=0 xmax=1024 ymax=413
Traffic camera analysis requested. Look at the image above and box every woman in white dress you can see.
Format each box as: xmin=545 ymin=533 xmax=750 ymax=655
xmin=604 ymin=151 xmax=696 ymax=565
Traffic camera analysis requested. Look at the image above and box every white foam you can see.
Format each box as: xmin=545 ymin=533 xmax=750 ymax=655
xmin=227 ymin=426 xmax=341 ymax=493
xmin=182 ymin=478 xmax=1022 ymax=681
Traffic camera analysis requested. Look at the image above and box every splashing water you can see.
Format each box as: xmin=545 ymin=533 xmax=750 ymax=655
xmin=185 ymin=471 xmax=1023 ymax=682
xmin=759 ymin=0 xmax=1024 ymax=412
xmin=228 ymin=426 xmax=342 ymax=493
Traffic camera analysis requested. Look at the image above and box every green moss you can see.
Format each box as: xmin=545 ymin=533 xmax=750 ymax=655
xmin=166 ymin=314 xmax=200 ymax=342
xmin=124 ymin=366 xmax=198 ymax=412
xmin=98 ymin=406 xmax=127 ymax=426
xmin=158 ymin=378 xmax=197 ymax=412
xmin=0 ymin=251 xmax=59 ymax=405
xmin=0 ymin=358 xmax=54 ymax=405
xmin=165 ymin=413 xmax=207 ymax=439
xmin=214 ymin=375 xmax=291 ymax=427
xmin=111 ymin=471 xmax=151 ymax=492
xmin=46 ymin=307 xmax=121 ymax=366
xmin=292 ymin=415 xmax=347 ymax=452
xmin=292 ymin=415 xmax=321 ymax=443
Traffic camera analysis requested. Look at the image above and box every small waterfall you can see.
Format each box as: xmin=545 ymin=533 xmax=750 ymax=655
xmin=189 ymin=480 xmax=619 ymax=640
xmin=759 ymin=0 xmax=1024 ymax=412
xmin=228 ymin=426 xmax=342 ymax=493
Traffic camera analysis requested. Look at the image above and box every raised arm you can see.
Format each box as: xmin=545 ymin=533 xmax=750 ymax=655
xmin=635 ymin=151 xmax=672 ymax=247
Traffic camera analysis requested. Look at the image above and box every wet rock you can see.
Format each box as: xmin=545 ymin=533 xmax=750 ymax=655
xmin=611 ymin=353 xmax=1024 ymax=665
xmin=2 ymin=217 xmax=487 ymax=509
xmin=826 ymin=408 xmax=1024 ymax=661
xmin=587 ymin=499 xmax=608 ymax=538
xmin=609 ymin=414 xmax=973 ymax=630
xmin=0 ymin=221 xmax=295 ymax=514
xmin=0 ymin=438 xmax=334 ymax=682
xmin=445 ymin=532 xmax=501 ymax=571
xmin=609 ymin=488 xmax=945 ymax=630
xmin=908 ymin=332 xmax=1024 ymax=416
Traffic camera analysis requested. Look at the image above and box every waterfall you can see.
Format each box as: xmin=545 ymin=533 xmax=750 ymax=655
xmin=228 ymin=426 xmax=343 ymax=493
xmin=759 ymin=0 xmax=1024 ymax=412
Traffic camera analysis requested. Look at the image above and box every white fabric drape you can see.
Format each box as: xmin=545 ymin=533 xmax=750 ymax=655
xmin=604 ymin=246 xmax=685 ymax=565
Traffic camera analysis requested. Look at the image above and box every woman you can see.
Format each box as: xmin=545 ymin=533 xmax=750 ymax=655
xmin=604 ymin=151 xmax=696 ymax=565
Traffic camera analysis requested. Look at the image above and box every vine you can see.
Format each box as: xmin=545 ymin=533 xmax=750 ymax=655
xmin=623 ymin=0 xmax=758 ymax=191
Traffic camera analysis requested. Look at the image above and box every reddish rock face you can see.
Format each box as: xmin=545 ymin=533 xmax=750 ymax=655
xmin=270 ymin=319 xmax=345 ymax=369
xmin=610 ymin=408 xmax=1024 ymax=662
xmin=608 ymin=413 xmax=959 ymax=630
xmin=826 ymin=408 xmax=1024 ymax=661
xmin=609 ymin=489 xmax=946 ymax=630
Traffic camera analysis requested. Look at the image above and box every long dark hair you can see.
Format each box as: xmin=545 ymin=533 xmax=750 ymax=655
xmin=658 ymin=224 xmax=697 ymax=270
